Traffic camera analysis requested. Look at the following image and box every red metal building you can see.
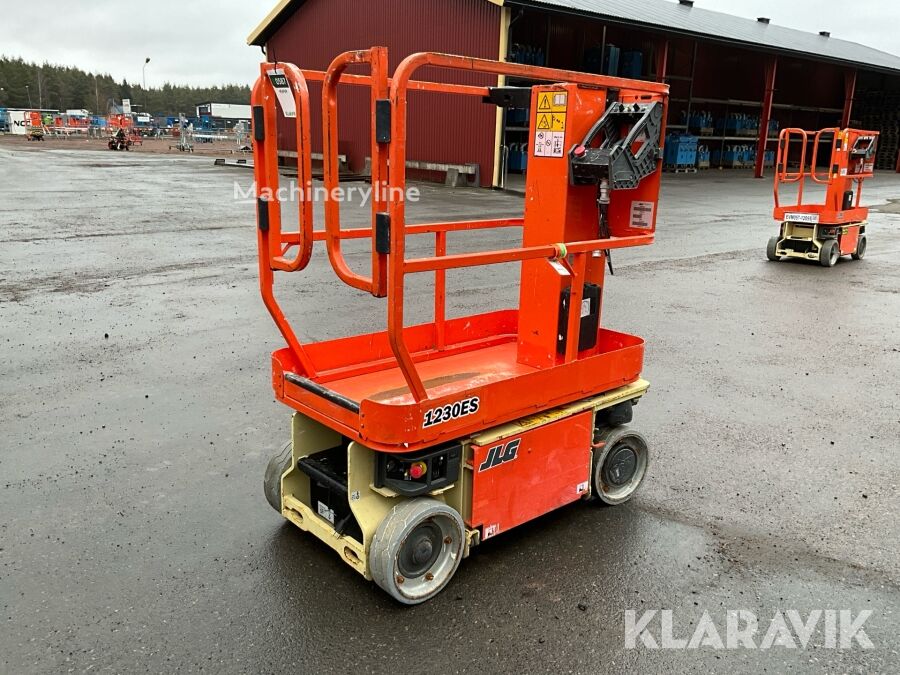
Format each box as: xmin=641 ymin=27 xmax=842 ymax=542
xmin=248 ymin=0 xmax=900 ymax=185
xmin=249 ymin=0 xmax=505 ymax=187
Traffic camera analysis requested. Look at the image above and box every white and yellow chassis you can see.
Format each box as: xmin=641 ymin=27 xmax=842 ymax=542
xmin=279 ymin=378 xmax=650 ymax=579
xmin=774 ymin=220 xmax=865 ymax=261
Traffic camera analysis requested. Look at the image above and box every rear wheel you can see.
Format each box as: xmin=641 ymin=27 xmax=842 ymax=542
xmin=766 ymin=236 xmax=781 ymax=261
xmin=369 ymin=498 xmax=465 ymax=605
xmin=819 ymin=239 xmax=839 ymax=267
xmin=851 ymin=234 xmax=867 ymax=260
xmin=591 ymin=426 xmax=649 ymax=505
xmin=263 ymin=440 xmax=293 ymax=513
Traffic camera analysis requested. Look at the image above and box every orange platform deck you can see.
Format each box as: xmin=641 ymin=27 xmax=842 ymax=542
xmin=271 ymin=310 xmax=644 ymax=452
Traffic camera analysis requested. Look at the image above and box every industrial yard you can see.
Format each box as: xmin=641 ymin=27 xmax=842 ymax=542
xmin=3 ymin=0 xmax=900 ymax=671
xmin=0 ymin=133 xmax=243 ymax=157
xmin=1 ymin=142 xmax=899 ymax=671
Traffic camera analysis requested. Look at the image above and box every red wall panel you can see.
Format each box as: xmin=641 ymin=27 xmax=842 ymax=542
xmin=267 ymin=0 xmax=501 ymax=186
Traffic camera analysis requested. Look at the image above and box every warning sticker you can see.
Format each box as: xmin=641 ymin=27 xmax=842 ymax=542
xmin=537 ymin=92 xmax=568 ymax=112
xmin=534 ymin=130 xmax=565 ymax=158
xmin=483 ymin=523 xmax=500 ymax=540
xmin=536 ymin=112 xmax=566 ymax=131
xmin=630 ymin=201 xmax=655 ymax=229
xmin=317 ymin=501 xmax=335 ymax=524
xmin=534 ymin=91 xmax=568 ymax=158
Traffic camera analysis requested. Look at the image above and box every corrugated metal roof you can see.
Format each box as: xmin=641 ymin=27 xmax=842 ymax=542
xmin=510 ymin=0 xmax=900 ymax=73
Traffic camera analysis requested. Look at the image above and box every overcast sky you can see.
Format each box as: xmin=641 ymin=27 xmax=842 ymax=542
xmin=0 ymin=0 xmax=897 ymax=87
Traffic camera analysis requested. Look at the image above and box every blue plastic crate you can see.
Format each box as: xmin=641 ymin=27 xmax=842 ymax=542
xmin=604 ymin=45 xmax=620 ymax=76
xmin=508 ymin=143 xmax=528 ymax=172
xmin=583 ymin=47 xmax=604 ymax=74
xmin=621 ymin=51 xmax=643 ymax=78
xmin=664 ymin=134 xmax=699 ymax=166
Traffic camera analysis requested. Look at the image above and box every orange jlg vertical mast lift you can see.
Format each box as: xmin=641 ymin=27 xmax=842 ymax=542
xmin=253 ymin=48 xmax=668 ymax=604
xmin=768 ymin=127 xmax=878 ymax=266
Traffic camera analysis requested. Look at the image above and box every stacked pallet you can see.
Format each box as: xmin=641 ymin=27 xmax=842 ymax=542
xmin=664 ymin=133 xmax=699 ymax=172
xmin=856 ymin=89 xmax=900 ymax=171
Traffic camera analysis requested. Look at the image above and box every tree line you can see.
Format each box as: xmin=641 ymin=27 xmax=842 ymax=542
xmin=0 ymin=56 xmax=250 ymax=116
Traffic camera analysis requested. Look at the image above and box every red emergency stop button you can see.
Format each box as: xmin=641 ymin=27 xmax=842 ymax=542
xmin=408 ymin=461 xmax=427 ymax=479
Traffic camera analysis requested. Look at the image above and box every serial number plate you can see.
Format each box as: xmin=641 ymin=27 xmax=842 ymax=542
xmin=785 ymin=212 xmax=819 ymax=224
xmin=423 ymin=396 xmax=480 ymax=428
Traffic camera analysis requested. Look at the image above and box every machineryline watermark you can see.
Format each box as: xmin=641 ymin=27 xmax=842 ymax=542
xmin=624 ymin=609 xmax=874 ymax=650
xmin=234 ymin=180 xmax=420 ymax=207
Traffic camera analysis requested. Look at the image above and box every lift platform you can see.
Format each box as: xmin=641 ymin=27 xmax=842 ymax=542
xmin=768 ymin=127 xmax=879 ymax=266
xmin=253 ymin=48 xmax=668 ymax=603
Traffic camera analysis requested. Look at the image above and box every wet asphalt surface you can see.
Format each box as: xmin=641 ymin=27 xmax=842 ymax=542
xmin=1 ymin=143 xmax=898 ymax=673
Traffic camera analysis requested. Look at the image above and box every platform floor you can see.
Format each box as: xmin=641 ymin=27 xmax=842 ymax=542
xmin=330 ymin=340 xmax=529 ymax=404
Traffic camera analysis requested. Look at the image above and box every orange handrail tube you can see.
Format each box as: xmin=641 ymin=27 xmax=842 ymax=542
xmin=321 ymin=49 xmax=390 ymax=295
xmin=252 ymin=49 xmax=667 ymax=405
xmin=251 ymin=71 xmax=317 ymax=377
xmin=772 ymin=126 xmax=879 ymax=223
xmin=809 ymin=128 xmax=839 ymax=185
xmin=253 ymin=62 xmax=315 ymax=273
xmin=386 ymin=51 xmax=667 ymax=400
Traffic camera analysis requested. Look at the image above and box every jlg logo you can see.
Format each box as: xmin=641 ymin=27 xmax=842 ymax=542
xmin=478 ymin=438 xmax=520 ymax=472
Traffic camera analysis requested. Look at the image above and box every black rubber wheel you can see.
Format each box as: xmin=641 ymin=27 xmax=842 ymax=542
xmin=851 ymin=234 xmax=867 ymax=260
xmin=819 ymin=239 xmax=839 ymax=267
xmin=263 ymin=440 xmax=293 ymax=513
xmin=766 ymin=236 xmax=781 ymax=261
xmin=590 ymin=426 xmax=649 ymax=505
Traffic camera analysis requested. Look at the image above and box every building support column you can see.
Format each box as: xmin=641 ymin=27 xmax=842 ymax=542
xmin=492 ymin=6 xmax=512 ymax=188
xmin=754 ymin=56 xmax=778 ymax=178
xmin=655 ymin=39 xmax=669 ymax=82
xmin=841 ymin=69 xmax=857 ymax=128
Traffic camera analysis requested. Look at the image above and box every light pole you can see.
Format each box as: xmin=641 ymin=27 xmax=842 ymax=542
xmin=142 ymin=57 xmax=151 ymax=111
xmin=25 ymin=84 xmax=33 ymax=108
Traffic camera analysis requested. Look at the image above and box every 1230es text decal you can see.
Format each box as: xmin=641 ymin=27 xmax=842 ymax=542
xmin=423 ymin=396 xmax=480 ymax=428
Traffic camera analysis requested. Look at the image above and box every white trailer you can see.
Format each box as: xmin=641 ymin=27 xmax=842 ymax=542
xmin=196 ymin=102 xmax=251 ymax=120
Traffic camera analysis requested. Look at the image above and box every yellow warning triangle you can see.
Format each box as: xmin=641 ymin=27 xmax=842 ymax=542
xmin=537 ymin=114 xmax=551 ymax=129
xmin=538 ymin=95 xmax=552 ymax=111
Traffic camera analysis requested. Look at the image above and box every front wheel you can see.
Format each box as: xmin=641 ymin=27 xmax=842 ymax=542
xmin=819 ymin=239 xmax=839 ymax=267
xmin=369 ymin=498 xmax=465 ymax=605
xmin=591 ymin=426 xmax=650 ymax=505
xmin=851 ymin=234 xmax=867 ymax=260
xmin=766 ymin=236 xmax=781 ymax=261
